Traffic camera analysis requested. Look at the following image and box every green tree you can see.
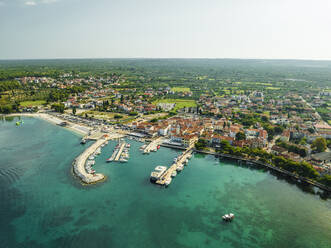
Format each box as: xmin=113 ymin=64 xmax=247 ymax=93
xmin=195 ymin=139 xmax=207 ymax=150
xmin=235 ymin=131 xmax=246 ymax=141
xmin=311 ymin=137 xmax=327 ymax=153
xmin=72 ymin=107 xmax=77 ymax=115
xmin=51 ymin=103 xmax=65 ymax=113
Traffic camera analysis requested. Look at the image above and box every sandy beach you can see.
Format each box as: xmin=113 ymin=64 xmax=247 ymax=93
xmin=2 ymin=112 xmax=90 ymax=136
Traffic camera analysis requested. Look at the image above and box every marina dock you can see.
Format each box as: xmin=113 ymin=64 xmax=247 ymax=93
xmin=154 ymin=145 xmax=194 ymax=186
xmin=114 ymin=142 xmax=126 ymax=161
xmin=73 ymin=133 xmax=124 ymax=184
xmin=143 ymin=138 xmax=163 ymax=154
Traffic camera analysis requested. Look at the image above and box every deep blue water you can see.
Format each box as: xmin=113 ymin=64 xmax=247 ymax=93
xmin=0 ymin=116 xmax=330 ymax=248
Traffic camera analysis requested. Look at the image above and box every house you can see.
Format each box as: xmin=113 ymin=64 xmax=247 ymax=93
xmin=271 ymin=145 xmax=287 ymax=155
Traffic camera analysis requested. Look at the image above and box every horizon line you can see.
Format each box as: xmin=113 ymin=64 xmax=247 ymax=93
xmin=1 ymin=57 xmax=331 ymax=62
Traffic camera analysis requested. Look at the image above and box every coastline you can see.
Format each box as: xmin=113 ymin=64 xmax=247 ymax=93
xmin=194 ymin=149 xmax=331 ymax=193
xmin=2 ymin=112 xmax=89 ymax=136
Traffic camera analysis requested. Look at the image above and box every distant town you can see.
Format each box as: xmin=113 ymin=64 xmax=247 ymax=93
xmin=0 ymin=59 xmax=330 ymax=188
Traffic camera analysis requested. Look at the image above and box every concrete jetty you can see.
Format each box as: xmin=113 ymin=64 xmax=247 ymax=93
xmin=143 ymin=137 xmax=163 ymax=154
xmin=73 ymin=133 xmax=124 ymax=184
xmin=155 ymin=145 xmax=194 ymax=185
xmin=114 ymin=142 xmax=126 ymax=161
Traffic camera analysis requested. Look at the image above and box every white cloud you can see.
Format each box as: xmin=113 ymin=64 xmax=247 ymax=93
xmin=23 ymin=0 xmax=60 ymax=6
xmin=25 ymin=1 xmax=37 ymax=5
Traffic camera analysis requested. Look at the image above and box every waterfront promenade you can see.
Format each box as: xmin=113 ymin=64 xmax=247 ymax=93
xmin=143 ymin=137 xmax=163 ymax=153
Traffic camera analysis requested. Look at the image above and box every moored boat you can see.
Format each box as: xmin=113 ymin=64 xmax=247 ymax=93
xmin=165 ymin=177 xmax=172 ymax=186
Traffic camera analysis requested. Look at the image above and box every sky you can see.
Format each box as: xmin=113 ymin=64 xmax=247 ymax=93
xmin=0 ymin=0 xmax=331 ymax=60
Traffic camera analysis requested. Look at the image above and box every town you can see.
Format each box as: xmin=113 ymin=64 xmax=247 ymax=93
xmin=0 ymin=59 xmax=330 ymax=188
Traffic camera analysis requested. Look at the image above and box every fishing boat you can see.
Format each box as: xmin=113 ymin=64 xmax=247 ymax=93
xmin=126 ymin=143 xmax=131 ymax=148
xmin=81 ymin=139 xmax=86 ymax=144
xmin=88 ymin=155 xmax=95 ymax=160
xmin=222 ymin=213 xmax=235 ymax=222
xmin=171 ymin=171 xmax=177 ymax=177
xmin=120 ymin=158 xmax=128 ymax=163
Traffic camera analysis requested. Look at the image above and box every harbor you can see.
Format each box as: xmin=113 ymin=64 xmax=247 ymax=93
xmin=150 ymin=144 xmax=194 ymax=186
xmin=73 ymin=133 xmax=124 ymax=184
xmin=2 ymin=113 xmax=331 ymax=248
xmin=143 ymin=137 xmax=163 ymax=154
xmin=107 ymin=141 xmax=130 ymax=162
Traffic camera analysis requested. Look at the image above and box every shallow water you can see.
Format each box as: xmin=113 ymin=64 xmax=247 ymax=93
xmin=0 ymin=117 xmax=330 ymax=248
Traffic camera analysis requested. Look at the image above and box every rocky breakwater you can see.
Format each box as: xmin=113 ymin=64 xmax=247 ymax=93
xmin=73 ymin=138 xmax=108 ymax=184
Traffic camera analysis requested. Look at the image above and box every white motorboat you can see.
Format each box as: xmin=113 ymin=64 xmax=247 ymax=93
xmin=165 ymin=177 xmax=172 ymax=186
xmin=222 ymin=213 xmax=235 ymax=221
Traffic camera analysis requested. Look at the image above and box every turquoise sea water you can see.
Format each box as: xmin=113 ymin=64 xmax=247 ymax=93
xmin=0 ymin=116 xmax=330 ymax=248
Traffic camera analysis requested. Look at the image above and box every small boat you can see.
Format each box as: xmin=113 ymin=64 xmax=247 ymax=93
xmin=165 ymin=178 xmax=172 ymax=186
xmin=140 ymin=144 xmax=147 ymax=150
xmin=126 ymin=144 xmax=131 ymax=148
xmin=176 ymin=165 xmax=184 ymax=172
xmin=15 ymin=120 xmax=24 ymax=126
xmin=86 ymin=160 xmax=95 ymax=166
xmin=222 ymin=213 xmax=235 ymax=222
xmin=120 ymin=158 xmax=128 ymax=163
xmin=171 ymin=171 xmax=177 ymax=177
xmin=157 ymin=145 xmax=160 ymax=149
xmin=88 ymin=155 xmax=95 ymax=160
xmin=81 ymin=139 xmax=86 ymax=144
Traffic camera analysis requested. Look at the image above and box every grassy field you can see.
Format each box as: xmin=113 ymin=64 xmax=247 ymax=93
xmin=266 ymin=87 xmax=280 ymax=90
xmin=20 ymin=100 xmax=46 ymax=107
xmin=79 ymin=111 xmax=129 ymax=120
xmin=153 ymin=99 xmax=196 ymax=111
xmin=171 ymin=87 xmax=191 ymax=92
